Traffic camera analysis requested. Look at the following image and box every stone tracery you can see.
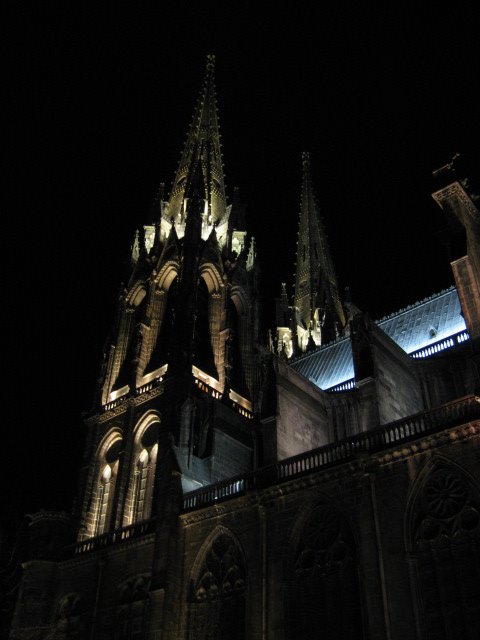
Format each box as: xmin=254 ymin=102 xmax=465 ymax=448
xmin=189 ymin=533 xmax=246 ymax=640
xmin=410 ymin=464 xmax=480 ymax=639
xmin=290 ymin=501 xmax=363 ymax=640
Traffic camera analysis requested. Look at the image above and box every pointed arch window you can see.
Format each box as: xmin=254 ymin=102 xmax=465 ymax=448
xmin=193 ymin=276 xmax=217 ymax=379
xmin=132 ymin=449 xmax=152 ymax=523
xmin=96 ymin=464 xmax=112 ymax=536
xmin=289 ymin=501 xmax=364 ymax=639
xmin=113 ymin=575 xmax=150 ymax=640
xmin=127 ymin=418 xmax=160 ymax=525
xmin=188 ymin=532 xmax=246 ymax=640
xmin=408 ymin=464 xmax=480 ymax=639
xmin=145 ymin=275 xmax=178 ymax=374
xmin=109 ymin=288 xmax=147 ymax=400
xmin=91 ymin=436 xmax=122 ymax=538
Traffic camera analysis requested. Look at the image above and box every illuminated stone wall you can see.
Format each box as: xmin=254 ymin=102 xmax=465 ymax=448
xmin=10 ymin=417 xmax=480 ymax=640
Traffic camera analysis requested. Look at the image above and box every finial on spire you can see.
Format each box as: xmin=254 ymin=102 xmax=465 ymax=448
xmin=302 ymin=151 xmax=310 ymax=167
xmin=206 ymin=53 xmax=215 ymax=73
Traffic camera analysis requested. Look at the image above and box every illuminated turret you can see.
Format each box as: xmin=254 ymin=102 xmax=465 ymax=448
xmin=292 ymin=152 xmax=346 ymax=351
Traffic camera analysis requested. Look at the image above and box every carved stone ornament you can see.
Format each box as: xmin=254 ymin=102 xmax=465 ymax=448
xmin=432 ymin=182 xmax=480 ymax=224
xmin=193 ymin=534 xmax=246 ymax=602
xmin=295 ymin=502 xmax=353 ymax=576
xmin=415 ymin=468 xmax=480 ymax=550
xmin=423 ymin=469 xmax=468 ymax=519
xmin=117 ymin=574 xmax=151 ymax=604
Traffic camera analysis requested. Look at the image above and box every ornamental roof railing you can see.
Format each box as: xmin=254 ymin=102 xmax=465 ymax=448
xmin=182 ymin=394 xmax=480 ymax=511
xmin=73 ymin=395 xmax=480 ymax=555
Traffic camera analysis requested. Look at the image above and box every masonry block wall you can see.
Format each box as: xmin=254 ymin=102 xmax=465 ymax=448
xmin=275 ymin=361 xmax=334 ymax=459
xmin=370 ymin=324 xmax=424 ymax=424
xmin=10 ymin=417 xmax=480 ymax=640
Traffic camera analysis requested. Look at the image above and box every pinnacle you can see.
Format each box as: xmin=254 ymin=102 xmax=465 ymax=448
xmin=293 ymin=153 xmax=346 ymax=339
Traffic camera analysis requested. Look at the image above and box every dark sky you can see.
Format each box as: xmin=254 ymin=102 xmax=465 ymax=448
xmin=4 ymin=3 xmax=480 ymax=526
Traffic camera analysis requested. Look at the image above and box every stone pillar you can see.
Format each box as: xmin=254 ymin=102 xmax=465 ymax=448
xmin=451 ymin=255 xmax=480 ymax=339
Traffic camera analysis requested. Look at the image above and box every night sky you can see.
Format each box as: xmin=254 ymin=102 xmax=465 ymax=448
xmin=4 ymin=4 xmax=480 ymax=530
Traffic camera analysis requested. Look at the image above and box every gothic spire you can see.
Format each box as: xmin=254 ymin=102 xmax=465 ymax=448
xmin=294 ymin=152 xmax=346 ymax=347
xmin=168 ymin=54 xmax=227 ymax=225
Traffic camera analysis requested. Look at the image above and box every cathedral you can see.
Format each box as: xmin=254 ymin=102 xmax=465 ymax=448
xmin=7 ymin=56 xmax=480 ymax=639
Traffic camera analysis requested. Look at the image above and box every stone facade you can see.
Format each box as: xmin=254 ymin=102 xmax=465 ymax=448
xmin=7 ymin=60 xmax=480 ymax=640
xmin=9 ymin=408 xmax=480 ymax=639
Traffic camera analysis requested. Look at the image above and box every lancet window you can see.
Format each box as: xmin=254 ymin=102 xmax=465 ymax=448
xmin=193 ymin=276 xmax=217 ymax=380
xmin=188 ymin=532 xmax=246 ymax=640
xmin=113 ymin=575 xmax=150 ymax=640
xmin=132 ymin=449 xmax=150 ymax=522
xmin=126 ymin=417 xmax=159 ymax=525
xmin=145 ymin=275 xmax=178 ymax=374
xmin=289 ymin=501 xmax=364 ymax=639
xmin=106 ymin=287 xmax=147 ymax=403
xmin=96 ymin=464 xmax=112 ymax=535
xmin=91 ymin=436 xmax=122 ymax=537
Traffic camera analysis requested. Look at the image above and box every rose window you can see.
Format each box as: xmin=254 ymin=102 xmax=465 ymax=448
xmin=424 ymin=471 xmax=468 ymax=519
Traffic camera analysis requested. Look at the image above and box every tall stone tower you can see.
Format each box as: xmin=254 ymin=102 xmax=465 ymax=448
xmin=276 ymin=152 xmax=345 ymax=356
xmin=78 ymin=55 xmax=260 ymax=545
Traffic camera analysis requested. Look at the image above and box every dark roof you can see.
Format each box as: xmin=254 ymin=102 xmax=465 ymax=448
xmin=377 ymin=286 xmax=466 ymax=355
xmin=290 ymin=287 xmax=466 ymax=391
xmin=290 ymin=337 xmax=354 ymax=390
